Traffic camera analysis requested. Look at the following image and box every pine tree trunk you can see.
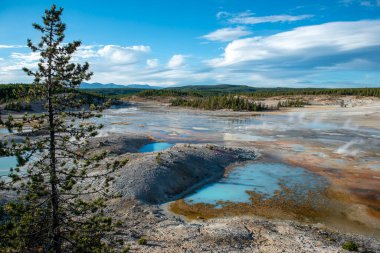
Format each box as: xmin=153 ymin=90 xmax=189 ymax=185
xmin=47 ymin=22 xmax=61 ymax=253
xmin=49 ymin=95 xmax=61 ymax=253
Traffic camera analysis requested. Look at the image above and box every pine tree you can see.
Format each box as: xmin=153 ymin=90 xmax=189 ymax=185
xmin=0 ymin=5 xmax=126 ymax=252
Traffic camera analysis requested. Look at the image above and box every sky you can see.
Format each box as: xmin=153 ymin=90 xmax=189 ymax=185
xmin=0 ymin=0 xmax=379 ymax=87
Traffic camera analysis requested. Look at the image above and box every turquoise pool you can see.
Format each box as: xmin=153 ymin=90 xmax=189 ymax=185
xmin=185 ymin=162 xmax=325 ymax=205
xmin=138 ymin=142 xmax=174 ymax=153
xmin=0 ymin=156 xmax=18 ymax=177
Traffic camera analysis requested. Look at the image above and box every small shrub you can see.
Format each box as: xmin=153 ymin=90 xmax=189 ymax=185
xmin=156 ymin=153 xmax=162 ymax=164
xmin=4 ymin=101 xmax=32 ymax=112
xmin=326 ymin=237 xmax=336 ymax=242
xmin=117 ymin=238 xmax=124 ymax=245
xmin=137 ymin=238 xmax=147 ymax=245
xmin=342 ymin=241 xmax=358 ymax=251
xmin=115 ymin=220 xmax=123 ymax=227
xmin=121 ymin=246 xmax=130 ymax=253
xmin=206 ymin=144 xmax=214 ymax=150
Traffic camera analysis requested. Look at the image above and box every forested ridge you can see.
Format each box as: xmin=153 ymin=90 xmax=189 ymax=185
xmin=171 ymin=95 xmax=307 ymax=111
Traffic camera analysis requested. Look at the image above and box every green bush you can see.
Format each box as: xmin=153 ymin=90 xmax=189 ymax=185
xmin=342 ymin=241 xmax=358 ymax=251
xmin=137 ymin=238 xmax=147 ymax=245
xmin=155 ymin=153 xmax=162 ymax=164
xmin=120 ymin=246 xmax=130 ymax=252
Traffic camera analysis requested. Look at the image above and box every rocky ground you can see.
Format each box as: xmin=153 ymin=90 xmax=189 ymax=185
xmin=108 ymin=200 xmax=380 ymax=253
xmin=103 ymin=139 xmax=257 ymax=203
xmin=2 ymin=96 xmax=380 ymax=252
xmin=92 ymin=135 xmax=380 ymax=252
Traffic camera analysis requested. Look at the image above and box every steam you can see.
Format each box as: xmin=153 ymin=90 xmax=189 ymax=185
xmin=335 ymin=139 xmax=364 ymax=156
xmin=342 ymin=119 xmax=358 ymax=130
xmin=288 ymin=111 xmax=307 ymax=124
xmin=224 ymin=133 xmax=273 ymax=142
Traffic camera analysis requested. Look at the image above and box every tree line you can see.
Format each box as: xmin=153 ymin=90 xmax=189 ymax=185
xmin=0 ymin=84 xmax=107 ymax=111
xmin=170 ymin=95 xmax=309 ymax=111
xmin=246 ymin=87 xmax=380 ymax=98
xmin=137 ymin=89 xmax=202 ymax=97
xmin=133 ymin=87 xmax=380 ymax=99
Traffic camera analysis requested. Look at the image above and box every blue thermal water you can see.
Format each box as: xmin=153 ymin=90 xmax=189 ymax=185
xmin=0 ymin=156 xmax=18 ymax=177
xmin=95 ymin=106 xmax=380 ymax=147
xmin=138 ymin=142 xmax=174 ymax=152
xmin=185 ymin=162 xmax=324 ymax=205
xmin=0 ymin=128 xmax=9 ymax=134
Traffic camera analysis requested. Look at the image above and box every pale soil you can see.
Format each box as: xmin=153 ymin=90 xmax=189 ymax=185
xmin=2 ymin=95 xmax=380 ymax=252
xmin=109 ymin=201 xmax=380 ymax=253
xmin=96 ymin=136 xmax=380 ymax=252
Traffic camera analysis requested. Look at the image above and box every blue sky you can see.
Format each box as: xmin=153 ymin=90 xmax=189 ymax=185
xmin=0 ymin=0 xmax=379 ymax=87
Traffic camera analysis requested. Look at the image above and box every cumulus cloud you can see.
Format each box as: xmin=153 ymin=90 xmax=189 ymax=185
xmin=231 ymin=14 xmax=313 ymax=25
xmin=74 ymin=45 xmax=100 ymax=59
xmin=167 ymin=54 xmax=187 ymax=68
xmin=97 ymin=45 xmax=150 ymax=64
xmin=340 ymin=0 xmax=380 ymax=6
xmin=2 ymin=19 xmax=380 ymax=87
xmin=10 ymin=52 xmax=40 ymax=62
xmin=202 ymin=27 xmax=252 ymax=42
xmin=0 ymin=45 xmax=25 ymax=49
xmin=146 ymin=58 xmax=159 ymax=68
xmin=207 ymin=20 xmax=380 ymax=67
xmin=219 ymin=11 xmax=313 ymax=25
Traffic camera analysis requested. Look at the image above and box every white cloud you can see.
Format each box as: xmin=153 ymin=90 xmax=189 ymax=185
xmin=97 ymin=45 xmax=150 ymax=64
xmin=167 ymin=54 xmax=187 ymax=68
xmin=1 ymin=22 xmax=380 ymax=88
xmin=340 ymin=0 xmax=380 ymax=6
xmin=146 ymin=58 xmax=159 ymax=68
xmin=223 ymin=11 xmax=313 ymax=25
xmin=75 ymin=45 xmax=99 ymax=59
xmin=230 ymin=14 xmax=313 ymax=25
xmin=0 ymin=45 xmax=25 ymax=49
xmin=202 ymin=27 xmax=252 ymax=42
xmin=10 ymin=52 xmax=40 ymax=62
xmin=208 ymin=20 xmax=380 ymax=67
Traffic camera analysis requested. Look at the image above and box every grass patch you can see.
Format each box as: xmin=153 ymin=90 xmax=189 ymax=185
xmin=342 ymin=241 xmax=358 ymax=251
xmin=137 ymin=238 xmax=147 ymax=245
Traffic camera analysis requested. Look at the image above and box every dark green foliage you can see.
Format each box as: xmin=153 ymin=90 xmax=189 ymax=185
xmin=137 ymin=238 xmax=147 ymax=245
xmin=121 ymin=246 xmax=130 ymax=252
xmin=4 ymin=101 xmax=32 ymax=111
xmin=5 ymin=84 xmax=380 ymax=101
xmin=168 ymin=84 xmax=258 ymax=96
xmin=138 ymin=89 xmax=202 ymax=97
xmin=248 ymin=87 xmax=380 ymax=98
xmin=136 ymin=85 xmax=380 ymax=98
xmin=83 ymin=87 xmax=147 ymax=98
xmin=277 ymin=99 xmax=308 ymax=108
xmin=342 ymin=241 xmax=359 ymax=251
xmin=0 ymin=84 xmax=32 ymax=102
xmin=171 ymin=95 xmax=276 ymax=111
xmin=156 ymin=152 xmax=163 ymax=164
xmin=0 ymin=5 xmax=126 ymax=253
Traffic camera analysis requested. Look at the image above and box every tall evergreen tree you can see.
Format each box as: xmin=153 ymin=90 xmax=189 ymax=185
xmin=0 ymin=5 xmax=126 ymax=252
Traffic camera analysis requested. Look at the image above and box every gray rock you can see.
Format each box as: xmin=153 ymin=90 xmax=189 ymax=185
xmin=112 ymin=144 xmax=256 ymax=204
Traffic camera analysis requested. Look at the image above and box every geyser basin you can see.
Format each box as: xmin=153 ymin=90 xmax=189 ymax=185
xmin=184 ymin=162 xmax=326 ymax=205
xmin=0 ymin=156 xmax=18 ymax=177
xmin=138 ymin=142 xmax=174 ymax=153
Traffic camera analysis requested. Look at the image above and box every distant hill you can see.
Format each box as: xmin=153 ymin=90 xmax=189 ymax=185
xmin=127 ymin=84 xmax=159 ymax=89
xmin=80 ymin=82 xmax=161 ymax=89
xmin=168 ymin=84 xmax=258 ymax=93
